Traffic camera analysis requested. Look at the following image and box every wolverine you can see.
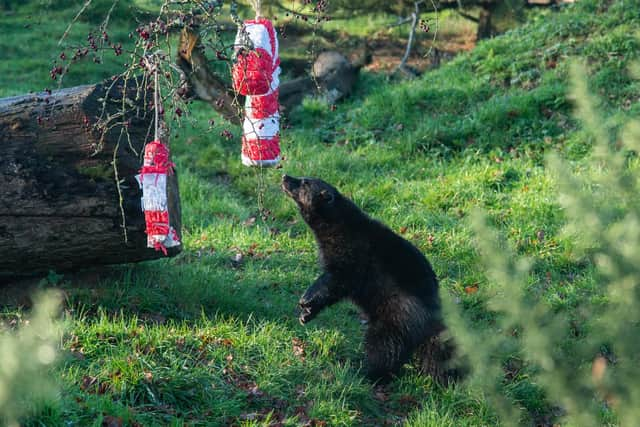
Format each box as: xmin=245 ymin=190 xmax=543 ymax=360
xmin=282 ymin=175 xmax=462 ymax=384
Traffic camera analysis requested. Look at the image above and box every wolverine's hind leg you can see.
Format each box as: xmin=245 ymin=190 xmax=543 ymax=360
xmin=364 ymin=322 xmax=411 ymax=383
xmin=418 ymin=331 xmax=467 ymax=386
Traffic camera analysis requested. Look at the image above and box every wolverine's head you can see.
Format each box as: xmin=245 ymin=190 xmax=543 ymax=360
xmin=281 ymin=175 xmax=347 ymax=226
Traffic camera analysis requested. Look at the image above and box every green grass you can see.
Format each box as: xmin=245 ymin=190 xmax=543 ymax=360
xmin=1 ymin=0 xmax=640 ymax=425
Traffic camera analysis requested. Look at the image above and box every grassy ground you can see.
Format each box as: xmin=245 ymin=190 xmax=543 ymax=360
xmin=1 ymin=0 xmax=640 ymax=425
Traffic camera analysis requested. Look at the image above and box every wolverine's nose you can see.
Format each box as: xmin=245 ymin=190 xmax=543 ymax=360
xmin=282 ymin=175 xmax=301 ymax=185
xmin=281 ymin=175 xmax=301 ymax=195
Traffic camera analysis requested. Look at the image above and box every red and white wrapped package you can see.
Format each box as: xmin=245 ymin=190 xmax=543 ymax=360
xmin=232 ymin=18 xmax=281 ymax=167
xmin=136 ymin=140 xmax=180 ymax=254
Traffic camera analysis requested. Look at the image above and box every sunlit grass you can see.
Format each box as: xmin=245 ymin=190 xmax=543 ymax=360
xmin=1 ymin=0 xmax=639 ymax=425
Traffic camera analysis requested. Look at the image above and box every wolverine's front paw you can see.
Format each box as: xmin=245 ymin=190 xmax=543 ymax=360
xmin=299 ymin=307 xmax=312 ymax=325
xmin=298 ymin=299 xmax=318 ymax=325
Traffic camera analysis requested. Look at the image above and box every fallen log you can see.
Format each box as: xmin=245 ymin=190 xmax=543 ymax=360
xmin=0 ymin=79 xmax=181 ymax=277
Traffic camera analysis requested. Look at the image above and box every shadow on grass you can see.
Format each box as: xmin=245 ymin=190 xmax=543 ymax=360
xmin=0 ymin=251 xmax=322 ymax=327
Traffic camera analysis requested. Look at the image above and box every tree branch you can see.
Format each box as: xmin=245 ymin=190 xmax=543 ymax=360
xmin=273 ymin=1 xmax=350 ymax=20
xmin=456 ymin=9 xmax=479 ymax=23
xmin=176 ymin=28 xmax=242 ymax=125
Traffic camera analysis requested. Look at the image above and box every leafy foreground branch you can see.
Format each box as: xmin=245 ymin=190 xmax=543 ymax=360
xmin=447 ymin=62 xmax=640 ymax=426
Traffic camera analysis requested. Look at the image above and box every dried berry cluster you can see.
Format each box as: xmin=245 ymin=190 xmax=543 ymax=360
xmin=285 ymin=0 xmax=332 ymax=24
xmin=419 ymin=18 xmax=431 ymax=33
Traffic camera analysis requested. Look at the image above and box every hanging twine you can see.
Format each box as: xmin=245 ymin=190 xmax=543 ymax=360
xmin=154 ymin=58 xmax=160 ymax=142
xmin=249 ymin=0 xmax=263 ymax=18
xmin=142 ymin=54 xmax=161 ymax=140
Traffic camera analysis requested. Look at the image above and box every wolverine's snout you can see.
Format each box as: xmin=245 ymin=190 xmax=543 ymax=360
xmin=281 ymin=175 xmax=302 ymax=197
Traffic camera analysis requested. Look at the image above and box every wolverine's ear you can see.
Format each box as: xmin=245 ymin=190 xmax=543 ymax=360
xmin=320 ymin=190 xmax=335 ymax=203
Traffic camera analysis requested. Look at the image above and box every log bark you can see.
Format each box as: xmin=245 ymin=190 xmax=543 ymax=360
xmin=0 ymin=79 xmax=181 ymax=277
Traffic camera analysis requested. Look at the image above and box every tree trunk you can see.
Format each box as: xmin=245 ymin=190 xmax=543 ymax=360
xmin=0 ymin=79 xmax=181 ymax=277
xmin=476 ymin=5 xmax=496 ymax=40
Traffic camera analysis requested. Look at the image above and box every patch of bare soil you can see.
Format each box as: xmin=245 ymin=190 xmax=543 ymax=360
xmin=363 ymin=28 xmax=476 ymax=73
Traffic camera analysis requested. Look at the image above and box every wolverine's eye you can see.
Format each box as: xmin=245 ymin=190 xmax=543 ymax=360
xmin=320 ymin=190 xmax=334 ymax=203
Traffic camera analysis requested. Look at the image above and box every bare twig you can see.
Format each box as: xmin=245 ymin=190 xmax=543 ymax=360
xmin=427 ymin=0 xmax=440 ymax=59
xmin=389 ymin=16 xmax=414 ymax=27
xmin=100 ymin=0 xmax=120 ymax=32
xmin=395 ymin=1 xmax=422 ymax=77
xmin=273 ymin=2 xmax=349 ymax=20
xmin=58 ymin=0 xmax=92 ymax=46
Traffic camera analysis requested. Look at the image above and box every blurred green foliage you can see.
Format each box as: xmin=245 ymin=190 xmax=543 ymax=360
xmin=0 ymin=291 xmax=63 ymax=426
xmin=447 ymin=62 xmax=640 ymax=425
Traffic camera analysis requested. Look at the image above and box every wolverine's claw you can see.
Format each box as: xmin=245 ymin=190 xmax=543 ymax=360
xmin=298 ymin=304 xmax=314 ymax=324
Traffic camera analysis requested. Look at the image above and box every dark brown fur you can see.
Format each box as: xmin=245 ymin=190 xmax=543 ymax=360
xmin=282 ymin=175 xmax=462 ymax=384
